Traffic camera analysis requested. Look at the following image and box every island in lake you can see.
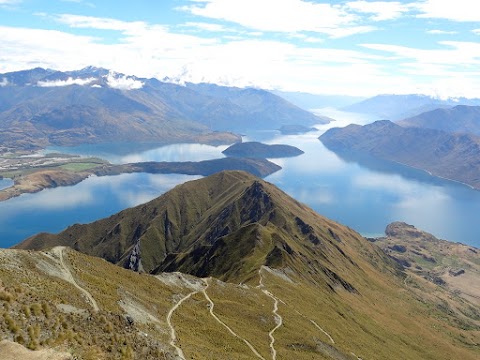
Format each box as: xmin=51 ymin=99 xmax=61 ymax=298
xmin=222 ymin=141 xmax=304 ymax=158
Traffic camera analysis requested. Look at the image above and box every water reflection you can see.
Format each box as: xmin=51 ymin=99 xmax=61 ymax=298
xmin=0 ymin=178 xmax=13 ymax=190
xmin=120 ymin=144 xmax=228 ymax=164
xmin=47 ymin=143 xmax=227 ymax=164
xmin=0 ymin=173 xmax=201 ymax=248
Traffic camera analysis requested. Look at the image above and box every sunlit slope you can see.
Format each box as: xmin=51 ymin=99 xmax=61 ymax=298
xmin=1 ymin=246 xmax=479 ymax=359
xmin=11 ymin=171 xmax=480 ymax=359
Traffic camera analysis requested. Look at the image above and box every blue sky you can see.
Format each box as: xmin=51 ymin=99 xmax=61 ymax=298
xmin=1 ymin=0 xmax=480 ymax=97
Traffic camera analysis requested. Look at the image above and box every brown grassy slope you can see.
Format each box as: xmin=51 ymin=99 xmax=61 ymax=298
xmin=12 ymin=171 xmax=480 ymax=358
xmin=0 ymin=246 xmax=479 ymax=360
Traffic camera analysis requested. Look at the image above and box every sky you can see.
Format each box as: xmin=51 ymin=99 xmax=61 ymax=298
xmin=1 ymin=0 xmax=480 ymax=97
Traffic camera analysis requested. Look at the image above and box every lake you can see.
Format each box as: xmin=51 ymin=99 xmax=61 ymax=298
xmin=1 ymin=109 xmax=480 ymax=248
xmin=0 ymin=178 xmax=13 ymax=190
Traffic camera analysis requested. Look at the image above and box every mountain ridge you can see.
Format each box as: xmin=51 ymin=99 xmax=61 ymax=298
xmin=320 ymin=120 xmax=480 ymax=189
xmin=344 ymin=94 xmax=480 ymax=120
xmin=398 ymin=105 xmax=480 ymax=135
xmin=5 ymin=171 xmax=480 ymax=359
xmin=0 ymin=67 xmax=327 ymax=151
xmin=17 ymin=171 xmax=369 ymax=288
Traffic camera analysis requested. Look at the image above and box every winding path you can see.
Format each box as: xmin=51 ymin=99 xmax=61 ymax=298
xmin=166 ymin=290 xmax=199 ymax=360
xmin=257 ymin=266 xmax=283 ymax=360
xmin=203 ymin=278 xmax=266 ymax=360
xmin=51 ymin=247 xmax=99 ymax=312
xmin=310 ymin=320 xmax=335 ymax=344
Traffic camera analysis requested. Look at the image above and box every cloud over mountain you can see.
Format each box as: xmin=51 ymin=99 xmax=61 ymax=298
xmin=37 ymin=77 xmax=96 ymax=87
xmin=105 ymin=72 xmax=144 ymax=90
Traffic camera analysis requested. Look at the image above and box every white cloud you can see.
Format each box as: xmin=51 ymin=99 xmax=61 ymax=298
xmin=0 ymin=77 xmax=8 ymax=87
xmin=362 ymin=41 xmax=480 ymax=67
xmin=37 ymin=76 xmax=96 ymax=87
xmin=91 ymin=84 xmax=102 ymax=88
xmin=3 ymin=5 xmax=480 ymax=99
xmin=180 ymin=0 xmax=373 ymax=37
xmin=0 ymin=0 xmax=21 ymax=6
xmin=427 ymin=29 xmax=457 ymax=35
xmin=105 ymin=72 xmax=144 ymax=90
xmin=56 ymin=13 xmax=149 ymax=32
xmin=60 ymin=0 xmax=96 ymax=8
xmin=473 ymin=29 xmax=480 ymax=35
xmin=183 ymin=21 xmax=229 ymax=32
xmin=345 ymin=1 xmax=412 ymax=21
xmin=415 ymin=0 xmax=480 ymax=22
xmin=327 ymin=25 xmax=376 ymax=39
xmin=360 ymin=41 xmax=480 ymax=97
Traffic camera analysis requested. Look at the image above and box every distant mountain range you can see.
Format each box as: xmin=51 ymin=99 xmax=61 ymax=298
xmin=398 ymin=105 xmax=480 ymax=135
xmin=183 ymin=82 xmax=330 ymax=130
xmin=320 ymin=120 xmax=480 ymax=189
xmin=0 ymin=67 xmax=327 ymax=151
xmin=9 ymin=171 xmax=479 ymax=359
xmin=344 ymin=94 xmax=480 ymax=120
xmin=270 ymin=90 xmax=363 ymax=109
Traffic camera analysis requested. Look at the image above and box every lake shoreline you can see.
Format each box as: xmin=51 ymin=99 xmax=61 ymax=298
xmin=0 ymin=158 xmax=281 ymax=202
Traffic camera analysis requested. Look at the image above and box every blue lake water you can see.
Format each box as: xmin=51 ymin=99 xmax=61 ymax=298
xmin=1 ymin=109 xmax=480 ymax=248
xmin=0 ymin=178 xmax=13 ymax=190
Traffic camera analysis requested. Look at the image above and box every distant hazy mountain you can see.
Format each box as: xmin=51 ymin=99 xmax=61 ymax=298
xmin=398 ymin=105 xmax=480 ymax=136
xmin=343 ymin=94 xmax=480 ymax=120
xmin=184 ymin=82 xmax=329 ymax=130
xmin=271 ymin=90 xmax=364 ymax=109
xmin=0 ymin=67 xmax=326 ymax=151
xmin=320 ymin=120 xmax=480 ymax=189
xmin=11 ymin=171 xmax=480 ymax=359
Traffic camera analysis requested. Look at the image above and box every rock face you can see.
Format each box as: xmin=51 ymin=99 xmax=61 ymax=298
xmin=398 ymin=105 xmax=480 ymax=136
xmin=222 ymin=141 xmax=304 ymax=158
xmin=319 ymin=120 xmax=480 ymax=189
